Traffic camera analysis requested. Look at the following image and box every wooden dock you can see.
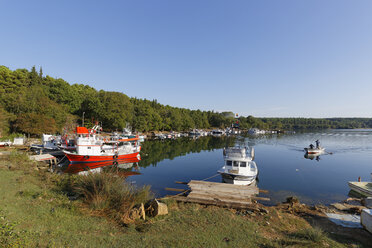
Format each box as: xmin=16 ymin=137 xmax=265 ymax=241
xmin=169 ymin=180 xmax=269 ymax=209
xmin=29 ymin=154 xmax=57 ymax=165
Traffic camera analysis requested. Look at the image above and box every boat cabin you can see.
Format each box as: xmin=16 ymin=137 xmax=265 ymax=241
xmin=225 ymin=159 xmax=257 ymax=174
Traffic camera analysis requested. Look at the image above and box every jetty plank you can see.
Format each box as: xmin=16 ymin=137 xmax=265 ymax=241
xmin=29 ymin=154 xmax=56 ymax=162
xmin=173 ymin=195 xmax=254 ymax=209
xmin=171 ymin=179 xmax=270 ymax=208
xmin=187 ymin=192 xmax=252 ymax=204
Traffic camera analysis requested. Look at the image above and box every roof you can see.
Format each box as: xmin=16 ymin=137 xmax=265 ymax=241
xmin=76 ymin=126 xmax=89 ymax=134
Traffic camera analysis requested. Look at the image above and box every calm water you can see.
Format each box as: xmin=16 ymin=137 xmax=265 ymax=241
xmin=123 ymin=130 xmax=372 ymax=205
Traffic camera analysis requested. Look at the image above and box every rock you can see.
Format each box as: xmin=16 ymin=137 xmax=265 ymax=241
xmin=331 ymin=202 xmax=366 ymax=214
xmin=259 ymin=208 xmax=269 ymax=214
xmin=361 ymin=209 xmax=372 ymax=234
xmin=362 ymin=197 xmax=372 ymax=208
xmin=285 ymin=196 xmax=299 ymax=204
xmin=331 ymin=203 xmax=349 ymax=211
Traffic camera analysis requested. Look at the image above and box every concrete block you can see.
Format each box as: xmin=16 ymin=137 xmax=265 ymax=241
xmin=361 ymin=208 xmax=372 ymax=234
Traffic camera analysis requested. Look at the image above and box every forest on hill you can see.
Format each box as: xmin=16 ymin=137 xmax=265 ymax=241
xmin=1 ymin=66 xmax=372 ymax=137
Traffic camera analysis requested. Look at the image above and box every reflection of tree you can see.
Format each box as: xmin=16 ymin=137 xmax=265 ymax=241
xmin=139 ymin=136 xmax=236 ymax=168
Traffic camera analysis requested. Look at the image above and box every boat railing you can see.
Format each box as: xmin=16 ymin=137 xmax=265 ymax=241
xmin=224 ymin=147 xmax=253 ymax=159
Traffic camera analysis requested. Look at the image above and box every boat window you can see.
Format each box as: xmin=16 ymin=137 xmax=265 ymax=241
xmin=250 ymin=164 xmax=255 ymax=171
xmin=233 ymin=161 xmax=239 ymax=167
xmin=226 ymin=160 xmax=232 ymax=166
xmin=240 ymin=162 xmax=246 ymax=167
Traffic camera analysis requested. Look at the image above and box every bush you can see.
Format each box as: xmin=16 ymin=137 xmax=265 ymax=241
xmin=73 ymin=170 xmax=152 ymax=223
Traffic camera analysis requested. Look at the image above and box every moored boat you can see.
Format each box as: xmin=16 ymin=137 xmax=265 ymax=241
xmin=348 ymin=181 xmax=372 ymax=197
xmin=218 ymin=146 xmax=258 ymax=185
xmin=63 ymin=126 xmax=141 ymax=163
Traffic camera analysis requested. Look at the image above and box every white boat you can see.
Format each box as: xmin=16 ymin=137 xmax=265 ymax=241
xmin=348 ymin=182 xmax=372 ymax=197
xmin=248 ymin=128 xmax=265 ymax=135
xmin=304 ymin=146 xmax=325 ymax=155
xmin=0 ymin=140 xmax=12 ymax=147
xmin=304 ymin=140 xmax=325 ymax=155
xmin=218 ymin=147 xmax=258 ymax=185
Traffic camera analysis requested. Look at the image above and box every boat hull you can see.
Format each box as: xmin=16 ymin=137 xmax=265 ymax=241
xmin=65 ymin=151 xmax=140 ymax=163
xmin=304 ymin=147 xmax=325 ymax=154
xmin=348 ymin=182 xmax=372 ymax=197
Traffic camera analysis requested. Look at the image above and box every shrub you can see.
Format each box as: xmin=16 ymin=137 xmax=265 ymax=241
xmin=73 ymin=170 xmax=152 ymax=223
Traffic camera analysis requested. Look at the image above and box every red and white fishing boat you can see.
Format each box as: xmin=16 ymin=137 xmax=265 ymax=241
xmin=63 ymin=126 xmax=141 ymax=163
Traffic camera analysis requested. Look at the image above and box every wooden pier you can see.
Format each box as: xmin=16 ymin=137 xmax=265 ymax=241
xmin=168 ymin=180 xmax=269 ymax=209
xmin=29 ymin=154 xmax=57 ymax=165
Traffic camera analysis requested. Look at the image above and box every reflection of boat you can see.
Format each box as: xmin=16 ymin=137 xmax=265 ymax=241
xmin=248 ymin=128 xmax=265 ymax=135
xmin=63 ymin=157 xmax=141 ymax=174
xmin=63 ymin=126 xmax=141 ymax=163
xmin=218 ymin=147 xmax=258 ymax=186
xmin=304 ymin=153 xmax=321 ymax=161
xmin=348 ymin=182 xmax=372 ymax=197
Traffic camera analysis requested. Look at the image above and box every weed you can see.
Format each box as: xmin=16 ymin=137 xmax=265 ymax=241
xmin=290 ymin=226 xmax=326 ymax=242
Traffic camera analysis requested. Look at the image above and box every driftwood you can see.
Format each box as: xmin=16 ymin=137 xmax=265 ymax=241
xmin=124 ymin=203 xmax=145 ymax=223
xmin=146 ymin=199 xmax=168 ymax=217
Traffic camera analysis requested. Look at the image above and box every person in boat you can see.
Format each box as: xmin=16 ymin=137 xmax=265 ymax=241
xmin=315 ymin=140 xmax=320 ymax=149
xmin=309 ymin=144 xmax=314 ymax=149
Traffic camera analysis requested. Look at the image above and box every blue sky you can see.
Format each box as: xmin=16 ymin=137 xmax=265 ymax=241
xmin=1 ymin=0 xmax=372 ymax=117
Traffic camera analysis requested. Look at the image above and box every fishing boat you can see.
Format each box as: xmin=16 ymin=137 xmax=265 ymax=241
xmin=304 ymin=146 xmax=325 ymax=154
xmin=348 ymin=181 xmax=372 ymax=197
xmin=304 ymin=140 xmax=325 ymax=154
xmin=63 ymin=126 xmax=141 ymax=163
xmin=218 ymin=147 xmax=258 ymax=185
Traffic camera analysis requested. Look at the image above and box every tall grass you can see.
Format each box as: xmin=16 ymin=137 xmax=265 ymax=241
xmin=72 ymin=171 xmax=152 ymax=223
xmin=291 ymin=226 xmax=326 ymax=243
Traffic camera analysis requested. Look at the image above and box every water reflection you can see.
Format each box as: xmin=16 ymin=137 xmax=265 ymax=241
xmin=304 ymin=153 xmax=321 ymax=161
xmin=61 ymin=157 xmax=141 ymax=175
xmin=139 ymin=136 xmax=236 ymax=168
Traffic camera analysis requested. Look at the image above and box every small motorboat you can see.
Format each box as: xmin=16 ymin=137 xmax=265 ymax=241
xmin=218 ymin=146 xmax=258 ymax=185
xmin=304 ymin=146 xmax=325 ymax=155
xmin=348 ymin=181 xmax=372 ymax=197
xmin=304 ymin=140 xmax=325 ymax=154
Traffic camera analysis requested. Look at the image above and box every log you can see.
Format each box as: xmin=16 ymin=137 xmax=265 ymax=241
xmin=251 ymin=196 xmax=270 ymax=201
xmin=175 ymin=181 xmax=188 ymax=185
xmin=146 ymin=199 xmax=168 ymax=217
xmin=165 ymin=187 xmax=187 ymax=192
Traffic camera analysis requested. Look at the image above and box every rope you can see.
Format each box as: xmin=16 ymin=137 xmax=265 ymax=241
xmin=201 ymin=173 xmax=220 ymax=181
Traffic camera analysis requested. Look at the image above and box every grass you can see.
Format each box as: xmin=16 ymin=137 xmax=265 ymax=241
xmin=67 ymin=170 xmax=152 ymax=224
xmin=0 ymin=152 xmax=370 ymax=247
